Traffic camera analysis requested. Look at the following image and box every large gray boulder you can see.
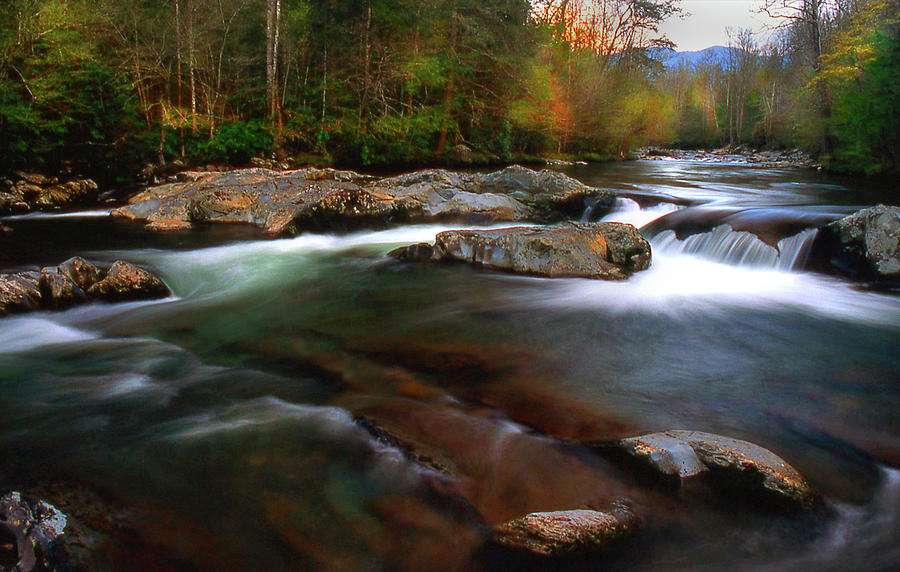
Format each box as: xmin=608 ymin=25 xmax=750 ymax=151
xmin=113 ymin=166 xmax=615 ymax=234
xmin=390 ymin=223 xmax=652 ymax=280
xmin=617 ymin=430 xmax=819 ymax=510
xmin=492 ymin=500 xmax=638 ymax=557
xmin=810 ymin=205 xmax=900 ymax=285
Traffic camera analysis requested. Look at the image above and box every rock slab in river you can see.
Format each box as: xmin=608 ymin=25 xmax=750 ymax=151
xmin=1 ymin=257 xmax=169 ymax=316
xmin=0 ymin=491 xmax=69 ymax=572
xmin=390 ymin=223 xmax=652 ymax=280
xmin=812 ymin=204 xmax=900 ymax=285
xmin=618 ymin=430 xmax=818 ymax=510
xmin=112 ymin=166 xmax=616 ymax=233
xmin=492 ymin=501 xmax=639 ymax=557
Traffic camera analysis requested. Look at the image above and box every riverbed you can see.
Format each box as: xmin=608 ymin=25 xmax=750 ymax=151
xmin=1 ymin=160 xmax=898 ymax=570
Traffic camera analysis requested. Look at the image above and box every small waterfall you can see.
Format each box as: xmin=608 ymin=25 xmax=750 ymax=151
xmin=651 ymin=225 xmax=819 ymax=271
xmin=598 ymin=198 xmax=681 ymax=228
xmin=579 ymin=205 xmax=595 ymax=223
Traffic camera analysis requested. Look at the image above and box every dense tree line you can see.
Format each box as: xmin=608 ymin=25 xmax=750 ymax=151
xmin=659 ymin=0 xmax=899 ymax=175
xmin=0 ymin=0 xmax=896 ymax=183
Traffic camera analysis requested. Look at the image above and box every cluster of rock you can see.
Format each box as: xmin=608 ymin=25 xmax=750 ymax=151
xmin=0 ymin=257 xmax=170 ymax=316
xmin=0 ymin=172 xmax=99 ymax=215
xmin=389 ymin=223 xmax=652 ymax=280
xmin=810 ymin=204 xmax=900 ymax=288
xmin=111 ymin=165 xmax=615 ymax=234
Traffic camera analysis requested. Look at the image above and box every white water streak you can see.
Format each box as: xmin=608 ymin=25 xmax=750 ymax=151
xmin=2 ymin=210 xmax=111 ymax=220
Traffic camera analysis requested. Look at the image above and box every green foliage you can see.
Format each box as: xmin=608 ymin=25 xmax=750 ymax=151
xmin=824 ymin=1 xmax=900 ymax=176
xmin=190 ymin=120 xmax=273 ymax=165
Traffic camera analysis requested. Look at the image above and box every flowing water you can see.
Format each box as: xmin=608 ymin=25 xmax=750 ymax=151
xmin=1 ymin=160 xmax=898 ymax=570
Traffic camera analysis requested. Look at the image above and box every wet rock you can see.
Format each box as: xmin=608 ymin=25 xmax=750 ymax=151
xmin=114 ymin=166 xmax=616 ymax=233
xmin=0 ymin=272 xmax=42 ymax=315
xmin=616 ymin=431 xmax=819 ymax=510
xmin=2 ymin=258 xmax=169 ymax=317
xmin=39 ymin=267 xmax=88 ymax=310
xmin=57 ymin=257 xmax=103 ymax=292
xmin=390 ymin=223 xmax=651 ymax=280
xmin=491 ymin=500 xmax=638 ymax=557
xmin=619 ymin=432 xmax=707 ymax=479
xmin=0 ymin=173 xmax=99 ymax=213
xmin=810 ymin=205 xmax=900 ymax=285
xmin=0 ymin=492 xmax=69 ymax=572
xmin=146 ymin=219 xmax=194 ymax=232
xmin=86 ymin=261 xmax=170 ymax=302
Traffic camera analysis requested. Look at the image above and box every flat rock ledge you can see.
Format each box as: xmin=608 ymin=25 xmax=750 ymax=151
xmin=1 ymin=492 xmax=69 ymax=572
xmin=389 ymin=223 xmax=652 ymax=280
xmin=810 ymin=204 xmax=900 ymax=287
xmin=617 ymin=430 xmax=819 ymax=511
xmin=1 ymin=257 xmax=169 ymax=316
xmin=492 ymin=500 xmax=639 ymax=557
xmin=112 ymin=165 xmax=616 ymax=234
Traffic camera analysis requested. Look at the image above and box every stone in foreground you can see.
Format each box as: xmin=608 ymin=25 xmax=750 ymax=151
xmin=390 ymin=223 xmax=651 ymax=280
xmin=811 ymin=205 xmax=900 ymax=285
xmin=1 ymin=491 xmax=69 ymax=572
xmin=618 ymin=430 xmax=818 ymax=510
xmin=492 ymin=501 xmax=638 ymax=557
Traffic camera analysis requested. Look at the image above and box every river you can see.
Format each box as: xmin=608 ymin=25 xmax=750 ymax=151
xmin=1 ymin=159 xmax=898 ymax=570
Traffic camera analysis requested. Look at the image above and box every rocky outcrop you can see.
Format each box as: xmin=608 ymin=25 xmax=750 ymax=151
xmin=1 ymin=257 xmax=170 ymax=316
xmin=1 ymin=492 xmax=69 ymax=572
xmin=615 ymin=431 xmax=819 ymax=510
xmin=809 ymin=205 xmax=900 ymax=286
xmin=0 ymin=172 xmax=99 ymax=215
xmin=84 ymin=261 xmax=170 ymax=302
xmin=112 ymin=166 xmax=616 ymax=234
xmin=390 ymin=223 xmax=652 ymax=280
xmin=491 ymin=500 xmax=638 ymax=557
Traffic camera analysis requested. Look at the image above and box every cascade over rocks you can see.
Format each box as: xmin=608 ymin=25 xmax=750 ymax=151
xmin=809 ymin=204 xmax=900 ymax=286
xmin=1 ymin=257 xmax=169 ymax=316
xmin=613 ymin=430 xmax=819 ymax=511
xmin=112 ymin=166 xmax=616 ymax=233
xmin=389 ymin=223 xmax=652 ymax=280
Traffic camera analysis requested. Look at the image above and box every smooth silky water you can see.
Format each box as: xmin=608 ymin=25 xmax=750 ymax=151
xmin=1 ymin=161 xmax=898 ymax=570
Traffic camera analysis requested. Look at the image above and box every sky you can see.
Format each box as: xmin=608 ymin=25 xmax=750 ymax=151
xmin=659 ymin=0 xmax=779 ymax=52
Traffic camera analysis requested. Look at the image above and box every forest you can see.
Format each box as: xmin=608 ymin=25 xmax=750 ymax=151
xmin=0 ymin=0 xmax=897 ymax=183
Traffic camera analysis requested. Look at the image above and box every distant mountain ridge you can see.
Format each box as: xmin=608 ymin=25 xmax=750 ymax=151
xmin=654 ymin=46 xmax=737 ymax=69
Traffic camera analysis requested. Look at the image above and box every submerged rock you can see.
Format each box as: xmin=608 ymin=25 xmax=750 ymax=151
xmin=616 ymin=430 xmax=818 ymax=510
xmin=492 ymin=500 xmax=638 ymax=557
xmin=0 ymin=492 xmax=69 ymax=572
xmin=390 ymin=223 xmax=651 ymax=280
xmin=113 ymin=166 xmax=615 ymax=233
xmin=810 ymin=205 xmax=900 ymax=286
xmin=1 ymin=258 xmax=169 ymax=316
